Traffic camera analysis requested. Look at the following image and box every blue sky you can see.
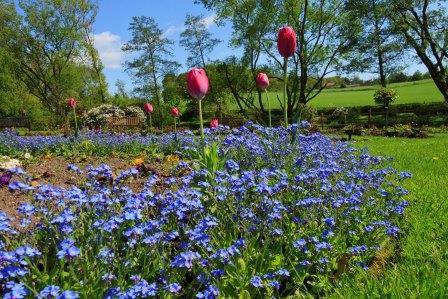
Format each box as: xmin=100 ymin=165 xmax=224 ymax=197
xmin=93 ymin=0 xmax=426 ymax=94
xmin=93 ymin=0 xmax=235 ymax=94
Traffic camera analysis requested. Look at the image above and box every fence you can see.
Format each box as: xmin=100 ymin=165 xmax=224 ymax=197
xmin=0 ymin=117 xmax=31 ymax=130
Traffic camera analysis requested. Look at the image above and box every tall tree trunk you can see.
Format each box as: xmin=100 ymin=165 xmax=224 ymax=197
xmin=373 ymin=0 xmax=386 ymax=87
xmin=299 ymin=65 xmax=307 ymax=104
xmin=378 ymin=51 xmax=386 ymax=87
xmin=250 ymin=50 xmax=264 ymax=114
xmin=298 ymin=0 xmax=308 ymax=105
xmin=433 ymin=75 xmax=448 ymax=103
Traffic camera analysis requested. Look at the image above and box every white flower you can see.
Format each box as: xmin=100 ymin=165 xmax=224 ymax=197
xmin=0 ymin=156 xmax=21 ymax=170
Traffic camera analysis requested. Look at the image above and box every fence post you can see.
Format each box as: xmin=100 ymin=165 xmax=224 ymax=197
xmin=320 ymin=113 xmax=324 ymax=131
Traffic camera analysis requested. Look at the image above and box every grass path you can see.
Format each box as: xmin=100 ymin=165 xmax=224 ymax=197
xmin=333 ymin=134 xmax=448 ymax=297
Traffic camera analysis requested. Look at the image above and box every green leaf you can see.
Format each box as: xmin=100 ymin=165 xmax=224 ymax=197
xmin=271 ymin=254 xmax=284 ymax=268
xmin=237 ymin=258 xmax=247 ymax=272
xmin=238 ymin=290 xmax=251 ymax=299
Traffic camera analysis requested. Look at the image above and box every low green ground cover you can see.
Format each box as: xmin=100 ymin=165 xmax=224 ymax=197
xmin=334 ymin=134 xmax=448 ymax=297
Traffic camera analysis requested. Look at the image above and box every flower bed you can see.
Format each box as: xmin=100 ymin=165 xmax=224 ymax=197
xmin=0 ymin=128 xmax=194 ymax=157
xmin=0 ymin=123 xmax=410 ymax=298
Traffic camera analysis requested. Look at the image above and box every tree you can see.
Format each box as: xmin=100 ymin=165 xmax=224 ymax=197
xmin=122 ymin=16 xmax=180 ymax=126
xmin=388 ymin=71 xmax=408 ymax=83
xmin=197 ymin=0 xmax=278 ymax=121
xmin=161 ymin=73 xmax=189 ymax=106
xmin=197 ymin=0 xmax=357 ymax=122
xmin=180 ymin=14 xmax=221 ymax=68
xmin=115 ymin=80 xmax=129 ymax=98
xmin=10 ymin=0 xmax=100 ymax=119
xmin=0 ymin=0 xmax=29 ymax=117
xmin=83 ymin=29 xmax=109 ymax=103
xmin=267 ymin=0 xmax=358 ymax=113
xmin=180 ymin=14 xmax=222 ymax=116
xmin=346 ymin=0 xmax=407 ymax=87
xmin=410 ymin=70 xmax=423 ymax=81
xmin=390 ymin=0 xmax=448 ymax=102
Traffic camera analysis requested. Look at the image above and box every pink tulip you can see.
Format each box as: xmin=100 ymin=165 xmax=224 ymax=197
xmin=210 ymin=118 xmax=219 ymax=129
xmin=67 ymin=98 xmax=77 ymax=108
xmin=277 ymin=26 xmax=297 ymax=58
xmin=170 ymin=106 xmax=180 ymax=117
xmin=143 ymin=103 xmax=153 ymax=113
xmin=256 ymin=73 xmax=270 ymax=90
xmin=187 ymin=68 xmax=209 ymax=99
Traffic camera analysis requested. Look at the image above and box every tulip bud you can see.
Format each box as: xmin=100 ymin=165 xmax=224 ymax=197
xmin=256 ymin=73 xmax=270 ymax=90
xmin=67 ymin=98 xmax=77 ymax=108
xmin=143 ymin=103 xmax=153 ymax=113
xmin=277 ymin=26 xmax=297 ymax=58
xmin=210 ymin=118 xmax=219 ymax=129
xmin=170 ymin=106 xmax=180 ymax=117
xmin=187 ymin=68 xmax=209 ymax=100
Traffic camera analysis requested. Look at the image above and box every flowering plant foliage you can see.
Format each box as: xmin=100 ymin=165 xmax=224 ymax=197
xmin=0 ymin=123 xmax=410 ymax=298
xmin=81 ymin=105 xmax=145 ymax=128
xmin=82 ymin=104 xmax=126 ymax=128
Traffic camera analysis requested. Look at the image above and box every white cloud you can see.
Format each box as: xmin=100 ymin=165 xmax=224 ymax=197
xmin=162 ymin=25 xmax=185 ymax=38
xmin=94 ymin=31 xmax=124 ymax=70
xmin=162 ymin=14 xmax=217 ymax=37
xmin=201 ymin=14 xmax=217 ymax=28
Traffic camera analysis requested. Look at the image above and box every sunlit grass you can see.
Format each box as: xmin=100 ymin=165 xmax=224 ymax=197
xmin=227 ymin=79 xmax=443 ymax=111
xmin=332 ymin=134 xmax=448 ymax=297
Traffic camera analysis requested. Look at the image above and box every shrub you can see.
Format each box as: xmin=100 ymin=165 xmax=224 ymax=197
xmin=295 ymin=104 xmax=317 ymax=122
xmin=330 ymin=107 xmax=349 ymax=124
xmin=374 ymin=88 xmax=399 ymax=108
xmin=124 ymin=105 xmax=146 ymax=119
xmin=82 ymin=104 xmax=126 ymax=128
xmin=384 ymin=124 xmax=428 ymax=138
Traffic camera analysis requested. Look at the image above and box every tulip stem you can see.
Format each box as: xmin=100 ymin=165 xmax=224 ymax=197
xmin=283 ymin=57 xmax=288 ymax=127
xmin=265 ymin=89 xmax=271 ymax=127
xmin=174 ymin=117 xmax=178 ymax=142
xmin=73 ymin=106 xmax=79 ymax=138
xmin=150 ymin=114 xmax=153 ymax=134
xmin=147 ymin=113 xmax=152 ymax=134
xmin=198 ymin=98 xmax=204 ymax=139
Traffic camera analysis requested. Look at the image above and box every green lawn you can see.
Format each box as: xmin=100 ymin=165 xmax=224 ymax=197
xmin=228 ymin=79 xmax=443 ymax=110
xmin=332 ymin=134 xmax=448 ymax=297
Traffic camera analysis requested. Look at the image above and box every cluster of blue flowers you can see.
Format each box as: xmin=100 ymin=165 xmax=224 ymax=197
xmin=0 ymin=128 xmax=194 ymax=156
xmin=0 ymin=123 xmax=410 ymax=297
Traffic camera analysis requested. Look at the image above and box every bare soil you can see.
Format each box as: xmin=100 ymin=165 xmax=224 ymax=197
xmin=0 ymin=155 xmax=179 ymax=220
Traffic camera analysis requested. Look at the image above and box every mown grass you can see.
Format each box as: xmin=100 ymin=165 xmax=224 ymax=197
xmin=227 ymin=79 xmax=444 ymax=111
xmin=332 ymin=134 xmax=448 ymax=298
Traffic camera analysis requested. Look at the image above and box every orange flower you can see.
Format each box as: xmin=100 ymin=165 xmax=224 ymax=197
xmin=131 ymin=158 xmax=145 ymax=166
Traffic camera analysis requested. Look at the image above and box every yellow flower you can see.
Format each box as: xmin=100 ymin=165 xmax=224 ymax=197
xmin=43 ymin=153 xmax=53 ymax=160
xmin=131 ymin=158 xmax=145 ymax=166
xmin=165 ymin=155 xmax=180 ymax=163
xmin=432 ymin=156 xmax=439 ymax=160
xmin=82 ymin=140 xmax=93 ymax=148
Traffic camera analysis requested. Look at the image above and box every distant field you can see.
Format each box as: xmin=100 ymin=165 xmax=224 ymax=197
xmin=228 ymin=79 xmax=444 ymax=110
